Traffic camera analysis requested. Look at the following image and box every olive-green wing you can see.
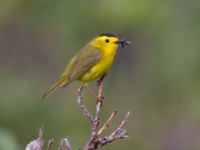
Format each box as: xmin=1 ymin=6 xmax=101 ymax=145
xmin=41 ymin=44 xmax=101 ymax=99
xmin=62 ymin=45 xmax=102 ymax=86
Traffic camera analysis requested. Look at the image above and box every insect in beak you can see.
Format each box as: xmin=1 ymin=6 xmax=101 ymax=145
xmin=115 ymin=39 xmax=131 ymax=47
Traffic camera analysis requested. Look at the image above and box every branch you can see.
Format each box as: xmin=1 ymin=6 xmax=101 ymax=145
xmin=97 ymin=110 xmax=118 ymax=136
xmin=77 ymin=78 xmax=130 ymax=150
xmin=59 ymin=138 xmax=72 ymax=150
xmin=27 ymin=77 xmax=130 ymax=150
xmin=47 ymin=139 xmax=54 ymax=150
xmin=96 ymin=112 xmax=130 ymax=147
xmin=26 ymin=127 xmax=44 ymax=150
xmin=77 ymin=86 xmax=94 ymax=124
xmin=26 ymin=129 xmax=72 ymax=150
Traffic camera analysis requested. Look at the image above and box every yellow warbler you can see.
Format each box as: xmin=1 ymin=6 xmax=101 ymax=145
xmin=42 ymin=33 xmax=131 ymax=98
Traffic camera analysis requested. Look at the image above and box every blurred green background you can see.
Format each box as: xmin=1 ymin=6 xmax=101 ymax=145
xmin=0 ymin=0 xmax=200 ymax=149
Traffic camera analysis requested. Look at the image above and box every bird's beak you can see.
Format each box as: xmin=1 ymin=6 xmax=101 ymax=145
xmin=115 ymin=39 xmax=131 ymax=47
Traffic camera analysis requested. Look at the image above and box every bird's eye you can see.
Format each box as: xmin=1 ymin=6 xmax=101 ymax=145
xmin=105 ymin=39 xmax=110 ymax=43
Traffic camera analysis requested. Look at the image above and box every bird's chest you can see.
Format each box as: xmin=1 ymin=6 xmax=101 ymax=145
xmin=95 ymin=55 xmax=114 ymax=73
xmin=81 ymin=50 xmax=116 ymax=82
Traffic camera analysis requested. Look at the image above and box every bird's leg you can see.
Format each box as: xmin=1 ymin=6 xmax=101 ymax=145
xmin=96 ymin=74 xmax=106 ymax=87
xmin=84 ymin=84 xmax=98 ymax=99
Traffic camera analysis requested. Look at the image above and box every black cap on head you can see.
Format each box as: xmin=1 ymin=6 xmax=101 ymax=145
xmin=99 ymin=33 xmax=116 ymax=37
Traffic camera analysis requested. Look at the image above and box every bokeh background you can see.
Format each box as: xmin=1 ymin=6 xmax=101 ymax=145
xmin=0 ymin=0 xmax=200 ymax=149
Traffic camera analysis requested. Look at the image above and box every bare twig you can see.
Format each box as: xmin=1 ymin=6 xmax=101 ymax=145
xmin=38 ymin=127 xmax=44 ymax=150
xmin=26 ymin=129 xmax=72 ymax=150
xmin=93 ymin=112 xmax=130 ymax=149
xmin=77 ymin=77 xmax=130 ymax=150
xmin=83 ymin=77 xmax=104 ymax=150
xmin=59 ymin=138 xmax=72 ymax=150
xmin=109 ymin=111 xmax=130 ymax=137
xmin=47 ymin=139 xmax=54 ymax=150
xmin=27 ymin=76 xmax=130 ymax=150
xmin=77 ymin=86 xmax=94 ymax=123
xmin=25 ymin=127 xmax=44 ymax=150
xmin=97 ymin=110 xmax=118 ymax=136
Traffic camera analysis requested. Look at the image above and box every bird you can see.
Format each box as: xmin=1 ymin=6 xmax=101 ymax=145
xmin=42 ymin=33 xmax=131 ymax=99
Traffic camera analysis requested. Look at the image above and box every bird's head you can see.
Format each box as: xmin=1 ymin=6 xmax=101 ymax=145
xmin=91 ymin=33 xmax=131 ymax=50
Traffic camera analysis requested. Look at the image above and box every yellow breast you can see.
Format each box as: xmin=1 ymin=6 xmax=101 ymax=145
xmin=79 ymin=45 xmax=118 ymax=83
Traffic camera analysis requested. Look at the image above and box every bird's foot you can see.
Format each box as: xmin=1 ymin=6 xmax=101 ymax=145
xmin=96 ymin=79 xmax=101 ymax=87
xmin=96 ymin=74 xmax=106 ymax=87
xmin=85 ymin=84 xmax=98 ymax=99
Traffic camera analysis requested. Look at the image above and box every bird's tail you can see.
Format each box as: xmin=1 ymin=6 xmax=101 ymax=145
xmin=42 ymin=78 xmax=69 ymax=99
